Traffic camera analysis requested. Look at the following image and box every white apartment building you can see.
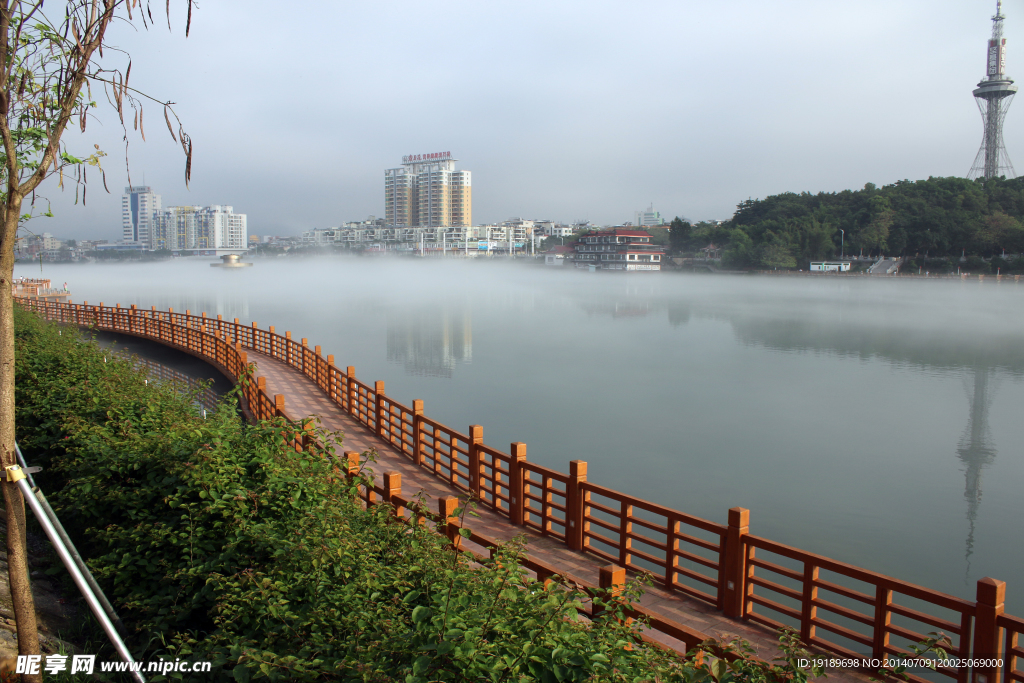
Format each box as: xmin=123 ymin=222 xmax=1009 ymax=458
xmin=195 ymin=206 xmax=247 ymax=250
xmin=152 ymin=204 xmax=247 ymax=252
xmin=122 ymin=186 xmax=161 ymax=245
xmin=535 ymin=220 xmax=573 ymax=237
xmin=152 ymin=205 xmax=199 ymax=250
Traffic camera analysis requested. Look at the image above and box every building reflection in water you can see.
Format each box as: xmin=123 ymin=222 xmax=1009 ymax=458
xmin=387 ymin=308 xmax=472 ymax=378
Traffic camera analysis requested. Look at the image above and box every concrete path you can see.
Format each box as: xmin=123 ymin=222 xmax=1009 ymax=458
xmin=868 ymin=259 xmax=898 ymax=274
xmin=246 ymin=349 xmax=862 ymax=680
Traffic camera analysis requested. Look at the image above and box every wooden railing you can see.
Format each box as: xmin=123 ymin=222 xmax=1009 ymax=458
xmin=17 ymin=296 xmax=1022 ymax=683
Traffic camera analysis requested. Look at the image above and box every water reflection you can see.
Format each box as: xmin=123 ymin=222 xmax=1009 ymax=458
xmin=386 ymin=308 xmax=472 ymax=378
xmin=958 ymin=367 xmax=998 ymax=581
xmin=726 ymin=313 xmax=1012 ymax=585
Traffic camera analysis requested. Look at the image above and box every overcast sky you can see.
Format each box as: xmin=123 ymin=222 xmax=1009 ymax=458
xmin=28 ymin=0 xmax=1024 ymax=241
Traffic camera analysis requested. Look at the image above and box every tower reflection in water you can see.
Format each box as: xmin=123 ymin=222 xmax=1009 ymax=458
xmin=386 ymin=308 xmax=472 ymax=378
xmin=958 ymin=366 xmax=998 ymax=581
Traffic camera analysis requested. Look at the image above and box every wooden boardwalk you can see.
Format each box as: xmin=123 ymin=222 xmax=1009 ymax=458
xmin=247 ymin=349 xmax=857 ymax=679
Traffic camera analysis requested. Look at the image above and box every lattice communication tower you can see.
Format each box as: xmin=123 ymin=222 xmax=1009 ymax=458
xmin=969 ymin=1 xmax=1018 ymax=179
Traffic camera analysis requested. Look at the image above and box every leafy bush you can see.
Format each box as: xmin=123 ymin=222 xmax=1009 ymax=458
xmin=15 ymin=307 xmax=824 ymax=682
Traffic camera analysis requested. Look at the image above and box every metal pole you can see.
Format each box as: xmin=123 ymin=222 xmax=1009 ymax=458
xmin=15 ymin=441 xmax=125 ymax=635
xmin=4 ymin=465 xmax=145 ymax=683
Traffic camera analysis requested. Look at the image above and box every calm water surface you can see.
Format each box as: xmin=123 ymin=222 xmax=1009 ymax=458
xmin=17 ymin=258 xmax=1024 ymax=615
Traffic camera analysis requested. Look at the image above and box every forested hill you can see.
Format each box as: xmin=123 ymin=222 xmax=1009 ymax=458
xmin=674 ymin=176 xmax=1024 ymax=269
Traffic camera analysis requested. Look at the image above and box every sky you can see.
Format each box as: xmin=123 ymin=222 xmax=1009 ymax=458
xmin=26 ymin=0 xmax=1024 ymax=241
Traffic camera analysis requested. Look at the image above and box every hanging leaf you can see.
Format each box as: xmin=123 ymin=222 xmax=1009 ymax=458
xmin=181 ymin=132 xmax=192 ymax=187
xmin=139 ymin=106 xmax=145 ymax=141
xmin=164 ymin=105 xmax=177 ymax=142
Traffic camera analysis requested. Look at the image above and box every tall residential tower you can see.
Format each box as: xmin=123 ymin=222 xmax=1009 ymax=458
xmin=384 ymin=152 xmax=471 ymax=228
xmin=969 ymin=1 xmax=1018 ymax=179
xmin=122 ymin=186 xmax=161 ymax=245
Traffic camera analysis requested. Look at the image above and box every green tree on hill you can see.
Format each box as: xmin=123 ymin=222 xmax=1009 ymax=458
xmin=669 ymin=216 xmax=692 ymax=253
xmin=715 ymin=175 xmax=1024 ymax=269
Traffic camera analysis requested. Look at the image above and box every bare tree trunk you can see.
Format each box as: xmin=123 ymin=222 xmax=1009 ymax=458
xmin=0 ymin=192 xmax=42 ymax=683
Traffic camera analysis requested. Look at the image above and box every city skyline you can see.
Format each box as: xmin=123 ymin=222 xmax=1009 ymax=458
xmin=22 ymin=0 xmax=1021 ymax=242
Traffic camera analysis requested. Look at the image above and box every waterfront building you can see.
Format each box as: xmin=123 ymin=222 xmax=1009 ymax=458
xmin=152 ymin=204 xmax=247 ymax=253
xmin=536 ymin=220 xmax=573 ymax=237
xmin=810 ymin=261 xmax=852 ymax=272
xmin=194 ymin=206 xmax=247 ymax=251
xmin=122 ymin=186 xmax=161 ymax=245
xmin=152 ymin=205 xmax=199 ymax=251
xmin=571 ymin=229 xmax=664 ymax=271
xmin=384 ymin=152 xmax=471 ymax=228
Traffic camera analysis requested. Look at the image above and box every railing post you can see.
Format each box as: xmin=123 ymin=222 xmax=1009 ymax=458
xmin=383 ymin=471 xmax=403 ymax=518
xmin=412 ymin=400 xmax=424 ymax=466
xmin=723 ymin=507 xmax=750 ymax=619
xmin=596 ymin=564 xmax=627 ymax=618
xmin=301 ymin=337 xmax=308 ymax=376
xmin=972 ymin=578 xmax=1006 ymax=683
xmin=346 ymin=366 xmax=357 ymax=416
xmin=375 ymin=381 xmax=386 ymax=438
xmin=871 ymin=585 xmax=892 ymax=662
xmin=439 ymin=496 xmax=460 ymax=550
xmin=509 ymin=442 xmax=527 ymax=526
xmin=345 ymin=451 xmax=373 ymax=505
xmin=345 ymin=451 xmax=360 ymax=478
xmin=800 ymin=561 xmax=819 ymax=644
xmin=327 ymin=355 xmax=336 ymax=402
xmin=274 ymin=394 xmax=285 ymax=418
xmin=566 ymin=460 xmax=587 ymax=550
xmin=468 ymin=425 xmax=483 ymax=496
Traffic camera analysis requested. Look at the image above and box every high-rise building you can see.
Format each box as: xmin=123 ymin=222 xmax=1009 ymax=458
xmin=152 ymin=205 xmax=247 ymax=251
xmin=122 ymin=186 xmax=161 ymax=245
xmin=635 ymin=205 xmax=664 ymax=227
xmin=384 ymin=152 xmax=471 ymax=228
xmin=970 ymin=1 xmax=1018 ymax=179
xmin=152 ymin=205 xmax=199 ymax=250
xmin=194 ymin=206 xmax=247 ymax=250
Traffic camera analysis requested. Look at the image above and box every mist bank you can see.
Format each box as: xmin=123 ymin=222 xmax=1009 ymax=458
xmin=15 ymin=258 xmax=1024 ymax=614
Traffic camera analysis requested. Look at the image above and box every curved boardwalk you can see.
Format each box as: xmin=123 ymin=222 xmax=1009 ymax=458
xmin=246 ymin=349 xmax=824 ymax=670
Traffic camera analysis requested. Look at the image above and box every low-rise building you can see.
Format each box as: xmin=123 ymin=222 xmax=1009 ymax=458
xmin=571 ymin=229 xmax=664 ymax=271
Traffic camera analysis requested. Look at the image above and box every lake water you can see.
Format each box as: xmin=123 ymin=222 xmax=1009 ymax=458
xmin=17 ymin=257 xmax=1024 ymax=616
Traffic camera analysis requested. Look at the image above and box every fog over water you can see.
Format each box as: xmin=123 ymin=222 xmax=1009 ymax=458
xmin=17 ymin=258 xmax=1024 ymax=615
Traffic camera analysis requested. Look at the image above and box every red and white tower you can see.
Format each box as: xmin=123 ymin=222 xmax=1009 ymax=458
xmin=969 ymin=1 xmax=1017 ymax=179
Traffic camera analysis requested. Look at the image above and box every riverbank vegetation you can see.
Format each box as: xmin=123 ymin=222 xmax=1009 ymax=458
xmin=13 ymin=307 xmax=830 ymax=682
xmin=668 ymin=175 xmax=1024 ymax=271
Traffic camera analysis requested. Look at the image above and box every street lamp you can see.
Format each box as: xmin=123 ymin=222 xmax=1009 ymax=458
xmin=839 ymin=229 xmax=845 ymax=259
